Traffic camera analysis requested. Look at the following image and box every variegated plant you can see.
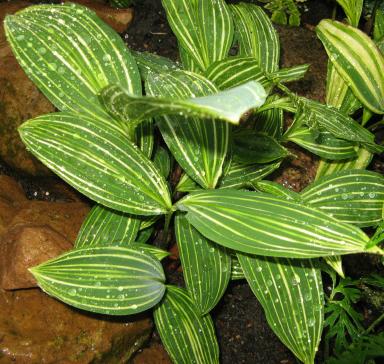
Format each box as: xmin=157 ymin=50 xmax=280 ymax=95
xmin=4 ymin=1 xmax=384 ymax=363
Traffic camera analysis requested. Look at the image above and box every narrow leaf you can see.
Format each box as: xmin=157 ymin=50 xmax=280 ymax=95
xmin=75 ymin=204 xmax=141 ymax=248
xmin=154 ymin=286 xmax=219 ymax=364
xmin=135 ymin=119 xmax=154 ymax=158
xmin=19 ymin=112 xmax=172 ymax=215
xmin=336 ymin=0 xmax=363 ymax=27
xmin=30 ymin=246 xmax=166 ymax=315
xmin=176 ymin=173 xmax=202 ymax=193
xmin=177 ymin=189 xmax=379 ymax=258
xmin=175 ymin=215 xmax=231 ymax=314
xmin=254 ymin=95 xmax=284 ymax=139
xmin=153 ymin=146 xmax=171 ymax=179
xmin=253 ymin=180 xmax=301 ymax=201
xmin=317 ymin=20 xmax=384 ymax=114
xmin=301 ymin=169 xmax=384 ymax=227
xmin=325 ymin=256 xmax=345 ymax=278
xmin=238 ymin=254 xmax=324 ymax=364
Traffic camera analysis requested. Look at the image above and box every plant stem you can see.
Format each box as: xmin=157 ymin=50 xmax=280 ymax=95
xmin=364 ymin=312 xmax=384 ymax=335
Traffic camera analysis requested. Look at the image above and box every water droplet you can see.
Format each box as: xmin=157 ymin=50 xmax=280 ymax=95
xmin=68 ymin=288 xmax=77 ymax=296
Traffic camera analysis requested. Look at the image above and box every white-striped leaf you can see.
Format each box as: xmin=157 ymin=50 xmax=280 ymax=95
xmin=154 ymin=286 xmax=219 ymax=364
xmin=374 ymin=9 xmax=384 ymax=41
xmin=317 ymin=20 xmax=384 ymax=114
xmin=253 ymin=180 xmax=301 ymax=201
xmin=230 ymin=253 xmax=245 ymax=280
xmin=153 ymin=146 xmax=171 ymax=179
xmin=287 ymin=127 xmax=357 ymax=160
xmin=19 ymin=112 xmax=172 ymax=215
xmin=238 ymin=254 xmax=324 ymax=364
xmin=336 ymin=0 xmax=363 ymax=27
xmin=176 ymin=173 xmax=203 ymax=193
xmin=325 ymin=256 xmax=345 ymax=278
xmin=176 ymin=189 xmax=382 ymax=258
xmin=233 ymin=130 xmax=288 ymax=164
xmin=301 ymin=169 xmax=384 ymax=227
xmin=75 ymin=204 xmax=141 ymax=248
xmin=30 ymin=246 xmax=166 ymax=315
xmin=175 ymin=215 xmax=231 ymax=314
xmin=101 ymin=80 xmax=267 ymax=125
xmin=135 ymin=120 xmax=154 ymax=158
xmin=230 ymin=3 xmax=280 ymax=73
xmin=162 ymin=0 xmax=233 ymax=71
xmin=179 ymin=44 xmax=202 ymax=73
xmin=219 ymin=161 xmax=281 ymax=189
xmin=271 ymin=64 xmax=310 ymax=84
xmin=254 ymin=95 xmax=284 ymax=139
xmin=4 ymin=3 xmax=141 ymax=129
xmin=147 ymin=71 xmax=230 ymax=189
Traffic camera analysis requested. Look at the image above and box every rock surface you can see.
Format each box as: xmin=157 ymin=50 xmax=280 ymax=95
xmin=0 ymin=0 xmax=133 ymax=176
xmin=0 ymin=175 xmax=152 ymax=363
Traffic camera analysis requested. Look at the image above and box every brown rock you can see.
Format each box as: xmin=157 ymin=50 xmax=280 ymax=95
xmin=0 ymin=175 xmax=27 ymax=203
xmin=133 ymin=343 xmax=172 ymax=364
xmin=0 ymin=288 xmax=152 ymax=364
xmin=0 ymin=0 xmax=133 ymax=176
xmin=0 ymin=225 xmax=72 ymax=289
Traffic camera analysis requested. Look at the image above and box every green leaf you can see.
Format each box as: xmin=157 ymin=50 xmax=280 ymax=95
xmin=153 ymin=146 xmax=171 ymax=179
xmin=75 ymin=204 xmax=141 ymax=248
xmin=135 ymin=226 xmax=154 ymax=245
xmin=301 ymin=169 xmax=384 ymax=227
xmin=253 ymin=180 xmax=301 ymax=201
xmin=161 ymin=0 xmax=233 ymax=71
xmin=254 ymin=95 xmax=284 ymax=139
xmin=219 ymin=161 xmax=281 ymax=189
xmin=154 ymin=286 xmax=219 ymax=364
xmin=317 ymin=20 xmax=384 ymax=114
xmin=101 ymin=79 xmax=267 ymax=125
xmin=147 ymin=71 xmax=230 ymax=189
xmin=230 ymin=3 xmax=280 ymax=73
xmin=19 ymin=112 xmax=172 ymax=215
xmin=238 ymin=254 xmax=324 ymax=364
xmin=325 ymin=256 xmax=345 ymax=278
xmin=233 ymin=130 xmax=288 ymax=164
xmin=374 ymin=9 xmax=384 ymax=41
xmin=175 ymin=215 xmax=231 ymax=314
xmin=30 ymin=246 xmax=166 ymax=315
xmin=230 ymin=253 xmax=245 ymax=280
xmin=287 ymin=127 xmax=357 ymax=160
xmin=135 ymin=119 xmax=154 ymax=158
xmin=4 ymin=3 xmax=141 ymax=130
xmin=270 ymin=64 xmax=310 ymax=84
xmin=176 ymin=189 xmax=380 ymax=258
xmin=175 ymin=173 xmax=202 ymax=193
xmin=336 ymin=0 xmax=363 ymax=27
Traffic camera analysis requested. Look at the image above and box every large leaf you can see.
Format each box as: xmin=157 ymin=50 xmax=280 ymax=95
xmin=161 ymin=0 xmax=233 ymax=71
xmin=101 ymin=79 xmax=267 ymax=125
xmin=287 ymin=127 xmax=357 ymax=160
xmin=19 ymin=112 xmax=172 ymax=215
xmin=30 ymin=246 xmax=166 ymax=315
xmin=301 ymin=170 xmax=384 ymax=227
xmin=4 ymin=3 xmax=141 ymax=129
xmin=154 ymin=286 xmax=219 ymax=364
xmin=230 ymin=3 xmax=279 ymax=73
xmin=317 ymin=20 xmax=384 ymax=114
xmin=146 ymin=71 xmax=230 ymax=189
xmin=239 ymin=254 xmax=324 ymax=364
xmin=176 ymin=189 xmax=382 ymax=258
xmin=175 ymin=215 xmax=231 ymax=314
xmin=75 ymin=204 xmax=141 ymax=248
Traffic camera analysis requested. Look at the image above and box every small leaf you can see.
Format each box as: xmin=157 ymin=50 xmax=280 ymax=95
xmin=177 ymin=189 xmax=379 ymax=258
xmin=301 ymin=169 xmax=384 ymax=227
xmin=336 ymin=0 xmax=363 ymax=27
xmin=175 ymin=215 xmax=231 ymax=314
xmin=75 ymin=204 xmax=141 ymax=248
xmin=253 ymin=180 xmax=301 ymax=201
xmin=154 ymin=286 xmax=219 ymax=364
xmin=254 ymin=95 xmax=284 ymax=139
xmin=175 ymin=173 xmax=202 ymax=193
xmin=101 ymin=80 xmax=267 ymax=125
xmin=317 ymin=20 xmax=384 ymax=114
xmin=325 ymin=255 xmax=345 ymax=278
xmin=30 ymin=246 xmax=166 ymax=315
xmin=238 ymin=254 xmax=324 ymax=364
xmin=153 ymin=146 xmax=171 ymax=179
xmin=19 ymin=112 xmax=172 ymax=215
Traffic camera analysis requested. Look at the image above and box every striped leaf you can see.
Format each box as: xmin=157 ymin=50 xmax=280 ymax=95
xmin=132 ymin=50 xmax=181 ymax=80
xmin=287 ymin=127 xmax=357 ymax=160
xmin=19 ymin=112 xmax=172 ymax=215
xmin=233 ymin=130 xmax=288 ymax=164
xmin=75 ymin=204 xmax=141 ymax=248
xmin=154 ymin=286 xmax=219 ymax=364
xmin=175 ymin=215 xmax=231 ymax=314
xmin=325 ymin=256 xmax=345 ymax=278
xmin=179 ymin=44 xmax=202 ymax=73
xmin=30 ymin=246 xmax=166 ymax=315
xmin=230 ymin=3 xmax=280 ymax=73
xmin=230 ymin=253 xmax=245 ymax=280
xmin=316 ymin=147 xmax=372 ymax=179
xmin=153 ymin=146 xmax=171 ymax=179
xmin=271 ymin=64 xmax=310 ymax=84
xmin=135 ymin=120 xmax=154 ymax=158
xmin=4 ymin=3 xmax=141 ymax=129
xmin=254 ymin=95 xmax=284 ymax=139
xmin=238 ymin=254 xmax=324 ymax=364
xmin=374 ymin=9 xmax=384 ymax=41
xmin=176 ymin=189 xmax=382 ymax=258
xmin=301 ymin=169 xmax=384 ymax=227
xmin=162 ymin=0 xmax=233 ymax=71
xmin=147 ymin=71 xmax=230 ymax=189
xmin=317 ymin=20 xmax=384 ymax=114
xmin=136 ymin=227 xmax=154 ymax=245
xmin=176 ymin=173 xmax=202 ymax=193
xmin=219 ymin=161 xmax=281 ymax=189
xmin=253 ymin=180 xmax=301 ymax=201
xmin=101 ymin=80 xmax=267 ymax=125
xmin=336 ymin=0 xmax=363 ymax=27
